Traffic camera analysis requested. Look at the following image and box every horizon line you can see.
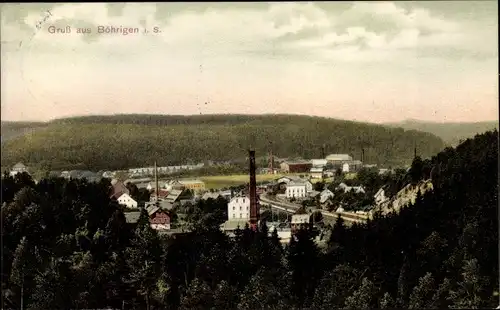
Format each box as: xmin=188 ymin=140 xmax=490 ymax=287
xmin=1 ymin=113 xmax=498 ymax=125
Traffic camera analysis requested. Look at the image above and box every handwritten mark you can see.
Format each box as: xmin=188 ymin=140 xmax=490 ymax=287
xmin=19 ymin=9 xmax=53 ymax=48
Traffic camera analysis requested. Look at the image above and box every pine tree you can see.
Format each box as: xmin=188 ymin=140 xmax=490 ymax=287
xmin=379 ymin=292 xmax=395 ymax=309
xmin=344 ymin=277 xmax=377 ymax=309
xmin=408 ymin=272 xmax=435 ymax=309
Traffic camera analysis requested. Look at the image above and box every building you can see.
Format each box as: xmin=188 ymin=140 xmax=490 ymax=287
xmin=109 ymin=181 xmax=130 ymax=200
xmin=150 ymin=211 xmax=171 ymax=230
xmin=179 ymin=179 xmax=205 ymax=192
xmin=342 ymin=160 xmax=363 ymax=173
xmin=280 ymin=161 xmax=312 ymax=173
xmin=201 ymin=192 xmax=223 ymax=201
xmin=311 ymin=159 xmax=328 ymax=167
xmin=320 ymin=189 xmax=334 ymax=204
xmin=286 ymin=181 xmax=308 ymax=198
xmin=10 ymin=162 xmax=28 ymax=177
xmin=374 ymin=187 xmax=388 ymax=205
xmin=117 ymin=193 xmax=138 ymax=209
xmin=337 ymin=182 xmax=366 ymax=194
xmin=291 ymin=214 xmax=311 ymax=231
xmin=228 ymin=195 xmax=250 ymax=220
xmin=220 ymin=219 xmax=251 ymax=236
xmin=124 ymin=211 xmax=141 ymax=225
xmin=164 ymin=180 xmax=185 ymax=191
xmin=310 ymin=167 xmax=325 ymax=179
xmin=326 ymin=154 xmax=353 ymax=162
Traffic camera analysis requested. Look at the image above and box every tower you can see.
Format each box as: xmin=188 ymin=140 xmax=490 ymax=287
xmin=248 ymin=150 xmax=259 ymax=230
xmin=269 ymin=150 xmax=274 ymax=174
xmin=154 ymin=161 xmax=159 ymax=205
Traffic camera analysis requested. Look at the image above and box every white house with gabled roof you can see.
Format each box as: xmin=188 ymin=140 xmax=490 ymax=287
xmin=117 ymin=193 xmax=138 ymax=209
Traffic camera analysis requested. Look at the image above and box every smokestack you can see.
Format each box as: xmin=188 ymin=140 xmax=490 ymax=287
xmin=269 ymin=150 xmax=274 ymax=174
xmin=248 ymin=150 xmax=259 ymax=230
xmin=414 ymin=145 xmax=417 ymax=158
xmin=155 ymin=161 xmax=159 ymax=204
xmin=362 ymin=148 xmax=365 ymax=163
xmin=321 ymin=144 xmax=325 ymax=159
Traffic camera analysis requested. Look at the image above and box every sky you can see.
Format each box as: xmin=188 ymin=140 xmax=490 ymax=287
xmin=1 ymin=1 xmax=498 ymax=123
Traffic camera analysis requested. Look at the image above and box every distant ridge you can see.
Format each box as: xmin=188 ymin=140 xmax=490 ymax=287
xmin=384 ymin=119 xmax=498 ymax=146
xmin=1 ymin=114 xmax=446 ymax=171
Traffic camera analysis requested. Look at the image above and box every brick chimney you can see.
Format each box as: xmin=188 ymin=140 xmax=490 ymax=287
xmin=248 ymin=150 xmax=259 ymax=230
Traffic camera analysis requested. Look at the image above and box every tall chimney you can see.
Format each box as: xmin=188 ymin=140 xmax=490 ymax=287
xmin=269 ymin=150 xmax=274 ymax=174
xmin=248 ymin=150 xmax=259 ymax=230
xmin=154 ymin=161 xmax=159 ymax=204
xmin=362 ymin=148 xmax=365 ymax=163
xmin=321 ymin=144 xmax=326 ymax=159
xmin=414 ymin=145 xmax=417 ymax=158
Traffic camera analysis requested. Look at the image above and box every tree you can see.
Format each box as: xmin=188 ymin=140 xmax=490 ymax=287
xmin=179 ymin=278 xmax=214 ymax=309
xmin=448 ymin=258 xmax=490 ymax=309
xmin=344 ymin=277 xmax=377 ymax=309
xmin=408 ymin=272 xmax=435 ymax=309
xmin=379 ymin=292 xmax=395 ymax=309
xmin=123 ymin=212 xmax=162 ymax=310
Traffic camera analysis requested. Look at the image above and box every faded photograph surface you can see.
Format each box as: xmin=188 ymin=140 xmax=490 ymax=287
xmin=1 ymin=2 xmax=498 ymax=309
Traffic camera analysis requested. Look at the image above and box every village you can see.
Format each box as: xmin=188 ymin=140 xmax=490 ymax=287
xmin=6 ymin=151 xmax=433 ymax=246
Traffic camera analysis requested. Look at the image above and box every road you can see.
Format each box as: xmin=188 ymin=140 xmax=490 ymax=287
xmin=259 ymin=193 xmax=368 ymax=226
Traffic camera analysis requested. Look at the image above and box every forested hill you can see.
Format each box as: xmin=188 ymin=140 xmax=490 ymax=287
xmin=384 ymin=119 xmax=498 ymax=146
xmin=1 ymin=114 xmax=445 ymax=171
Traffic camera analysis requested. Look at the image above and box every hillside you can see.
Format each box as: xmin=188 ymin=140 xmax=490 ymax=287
xmin=1 ymin=114 xmax=446 ymax=171
xmin=384 ymin=119 xmax=498 ymax=146
xmin=0 ymin=121 xmax=49 ymax=143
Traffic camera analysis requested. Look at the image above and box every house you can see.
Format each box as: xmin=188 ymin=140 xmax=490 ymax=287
xmin=374 ymin=187 xmax=388 ymax=205
xmin=227 ymin=195 xmax=251 ymax=220
xmin=109 ymin=181 xmax=130 ymax=200
xmin=310 ymin=167 xmax=325 ymax=179
xmin=117 ymin=193 xmax=138 ymax=209
xmin=291 ymin=214 xmax=311 ymax=231
xmin=337 ymin=183 xmax=366 ymax=194
xmin=179 ymin=179 xmax=205 ymax=192
xmin=146 ymin=181 xmax=167 ymax=191
xmin=220 ymin=219 xmax=251 ymax=236
xmin=286 ymin=181 xmax=307 ymax=198
xmin=10 ymin=162 xmax=28 ymax=177
xmin=164 ymin=180 xmax=185 ymax=191
xmin=280 ymin=161 xmax=312 ymax=173
xmin=308 ymin=190 xmax=321 ymax=198
xmin=201 ymin=192 xmax=223 ymax=201
xmin=150 ymin=189 xmax=169 ymax=201
xmin=342 ymin=160 xmax=363 ymax=173
xmin=102 ymin=171 xmax=114 ymax=178
xmin=320 ymin=189 xmax=334 ymax=204
xmin=124 ymin=211 xmax=141 ymax=225
xmin=150 ymin=211 xmax=171 ymax=230
xmin=164 ymin=189 xmax=187 ymax=204
xmin=311 ymin=159 xmax=328 ymax=167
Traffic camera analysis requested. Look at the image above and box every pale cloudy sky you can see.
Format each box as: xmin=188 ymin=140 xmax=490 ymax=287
xmin=1 ymin=2 xmax=498 ymax=123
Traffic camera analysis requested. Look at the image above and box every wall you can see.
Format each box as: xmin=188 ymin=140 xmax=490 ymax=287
xmin=286 ymin=185 xmax=306 ymax=198
xmin=228 ymin=196 xmax=250 ymax=220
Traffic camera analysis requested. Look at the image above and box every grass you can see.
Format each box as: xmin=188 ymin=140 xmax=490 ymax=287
xmin=196 ymin=173 xmax=320 ymax=189
xmin=194 ymin=173 xmax=336 ymax=189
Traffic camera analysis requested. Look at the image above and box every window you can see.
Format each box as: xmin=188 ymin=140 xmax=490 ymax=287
xmin=240 ymin=206 xmax=242 ymax=211
xmin=243 ymin=198 xmax=246 ymax=203
xmin=233 ymin=214 xmax=235 ymax=218
xmin=233 ymin=206 xmax=235 ymax=211
xmin=240 ymin=213 xmax=242 ymax=218
xmin=246 ymin=206 xmax=249 ymax=211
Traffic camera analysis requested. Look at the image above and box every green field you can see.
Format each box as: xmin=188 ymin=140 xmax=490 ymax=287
xmin=194 ymin=173 xmax=333 ymax=189
xmin=197 ymin=174 xmax=285 ymax=189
